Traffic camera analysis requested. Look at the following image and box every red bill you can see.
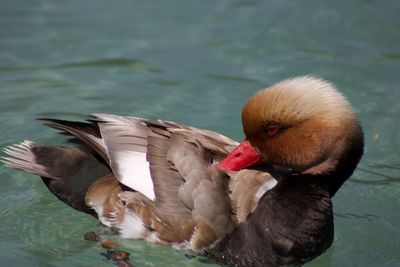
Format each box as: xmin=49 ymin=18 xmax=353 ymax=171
xmin=217 ymin=140 xmax=264 ymax=171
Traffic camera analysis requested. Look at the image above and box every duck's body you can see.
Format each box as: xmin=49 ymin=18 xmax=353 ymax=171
xmin=2 ymin=76 xmax=364 ymax=267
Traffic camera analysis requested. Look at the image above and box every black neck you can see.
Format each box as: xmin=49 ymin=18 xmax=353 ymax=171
xmin=320 ymin=124 xmax=364 ymax=196
xmin=209 ymin=176 xmax=334 ymax=267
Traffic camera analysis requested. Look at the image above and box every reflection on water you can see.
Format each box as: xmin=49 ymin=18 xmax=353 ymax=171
xmin=1 ymin=0 xmax=400 ymax=266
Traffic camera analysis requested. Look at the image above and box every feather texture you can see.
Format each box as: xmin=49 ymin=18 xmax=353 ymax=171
xmin=3 ymin=114 xmax=276 ymax=250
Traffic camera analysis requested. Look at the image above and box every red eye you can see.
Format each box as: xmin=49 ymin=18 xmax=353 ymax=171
xmin=266 ymin=126 xmax=279 ymax=136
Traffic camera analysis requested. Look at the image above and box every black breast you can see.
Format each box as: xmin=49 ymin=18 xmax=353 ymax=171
xmin=208 ymin=176 xmax=334 ymax=267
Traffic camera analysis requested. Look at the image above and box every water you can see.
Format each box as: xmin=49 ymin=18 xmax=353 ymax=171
xmin=0 ymin=0 xmax=399 ymax=266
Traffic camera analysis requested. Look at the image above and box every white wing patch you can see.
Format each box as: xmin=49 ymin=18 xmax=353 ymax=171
xmin=112 ymin=150 xmax=154 ymax=200
xmin=94 ymin=114 xmax=155 ymax=201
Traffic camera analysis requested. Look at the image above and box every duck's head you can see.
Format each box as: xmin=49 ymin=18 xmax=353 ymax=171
xmin=219 ymin=76 xmax=364 ymax=194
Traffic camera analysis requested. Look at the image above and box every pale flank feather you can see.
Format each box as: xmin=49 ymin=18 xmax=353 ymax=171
xmin=119 ymin=211 xmax=147 ymax=239
xmin=230 ymin=169 xmax=277 ymax=223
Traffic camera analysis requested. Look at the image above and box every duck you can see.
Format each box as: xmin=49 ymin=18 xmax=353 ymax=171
xmin=1 ymin=76 xmax=364 ymax=267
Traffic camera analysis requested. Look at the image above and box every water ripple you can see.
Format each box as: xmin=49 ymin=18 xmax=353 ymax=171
xmin=334 ymin=212 xmax=381 ymax=221
xmin=0 ymin=58 xmax=161 ymax=73
xmin=350 ymin=166 xmax=400 ymax=185
xmin=207 ymin=74 xmax=261 ymax=84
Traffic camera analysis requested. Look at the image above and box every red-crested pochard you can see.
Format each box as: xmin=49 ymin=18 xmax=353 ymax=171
xmin=2 ymin=76 xmax=364 ymax=266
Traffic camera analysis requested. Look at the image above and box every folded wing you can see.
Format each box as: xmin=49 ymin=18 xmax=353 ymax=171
xmin=2 ymin=114 xmax=278 ymax=249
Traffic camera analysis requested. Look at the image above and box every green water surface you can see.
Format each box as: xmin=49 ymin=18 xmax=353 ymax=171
xmin=1 ymin=1 xmax=399 ymax=266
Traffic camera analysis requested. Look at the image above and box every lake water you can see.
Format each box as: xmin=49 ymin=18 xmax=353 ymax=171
xmin=0 ymin=0 xmax=399 ymax=266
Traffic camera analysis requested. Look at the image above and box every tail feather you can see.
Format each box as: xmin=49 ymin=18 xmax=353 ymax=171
xmin=2 ymin=141 xmax=52 ymax=178
xmin=2 ymin=141 xmax=110 ymax=214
